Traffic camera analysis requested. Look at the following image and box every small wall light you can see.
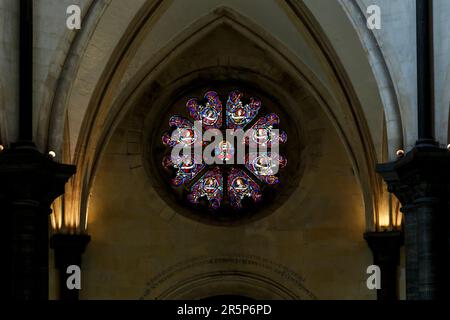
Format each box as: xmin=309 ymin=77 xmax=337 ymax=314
xmin=447 ymin=144 xmax=450 ymax=151
xmin=48 ymin=151 xmax=56 ymax=159
xmin=0 ymin=145 xmax=4 ymax=152
xmin=396 ymin=149 xmax=405 ymax=158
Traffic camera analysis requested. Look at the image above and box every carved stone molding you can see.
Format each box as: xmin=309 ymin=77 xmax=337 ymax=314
xmin=140 ymin=255 xmax=317 ymax=300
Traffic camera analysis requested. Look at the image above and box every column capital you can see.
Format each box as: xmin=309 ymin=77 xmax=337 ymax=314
xmin=0 ymin=142 xmax=76 ymax=207
xmin=376 ymin=145 xmax=450 ymax=206
xmin=364 ymin=231 xmax=403 ymax=263
xmin=50 ymin=233 xmax=91 ymax=269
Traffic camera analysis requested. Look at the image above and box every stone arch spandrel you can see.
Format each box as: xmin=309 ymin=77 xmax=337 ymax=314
xmin=42 ymin=0 xmax=165 ymax=232
xmin=341 ymin=0 xmax=405 ymax=159
xmin=35 ymin=0 xmax=108 ymax=153
xmin=39 ymin=0 xmax=157 ymax=160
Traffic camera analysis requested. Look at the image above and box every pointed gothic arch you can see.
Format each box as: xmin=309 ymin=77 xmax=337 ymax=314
xmin=40 ymin=0 xmax=407 ymax=236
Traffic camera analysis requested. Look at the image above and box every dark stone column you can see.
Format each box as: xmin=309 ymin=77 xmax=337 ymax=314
xmin=377 ymin=145 xmax=450 ymax=300
xmin=401 ymin=204 xmax=419 ymax=299
xmin=364 ymin=231 xmax=403 ymax=300
xmin=416 ymin=0 xmax=435 ymax=143
xmin=0 ymin=142 xmax=76 ymax=300
xmin=50 ymin=234 xmax=91 ymax=300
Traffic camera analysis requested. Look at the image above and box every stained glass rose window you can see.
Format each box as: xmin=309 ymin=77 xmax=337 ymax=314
xmin=162 ymin=90 xmax=287 ymax=212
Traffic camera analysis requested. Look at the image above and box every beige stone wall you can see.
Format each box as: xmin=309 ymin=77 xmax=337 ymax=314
xmin=79 ymin=88 xmax=375 ymax=299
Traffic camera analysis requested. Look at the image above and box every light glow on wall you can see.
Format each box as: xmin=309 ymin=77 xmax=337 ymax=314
xmin=50 ymin=181 xmax=83 ymax=234
xmin=377 ymin=191 xmax=403 ymax=232
xmin=50 ymin=195 xmax=63 ymax=231
xmin=378 ymin=212 xmax=391 ymax=231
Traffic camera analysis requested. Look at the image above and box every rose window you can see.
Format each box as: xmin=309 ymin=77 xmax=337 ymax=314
xmin=162 ymin=90 xmax=287 ymax=212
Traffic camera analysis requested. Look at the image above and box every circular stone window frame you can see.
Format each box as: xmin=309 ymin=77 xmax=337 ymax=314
xmin=143 ymin=69 xmax=308 ymax=226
